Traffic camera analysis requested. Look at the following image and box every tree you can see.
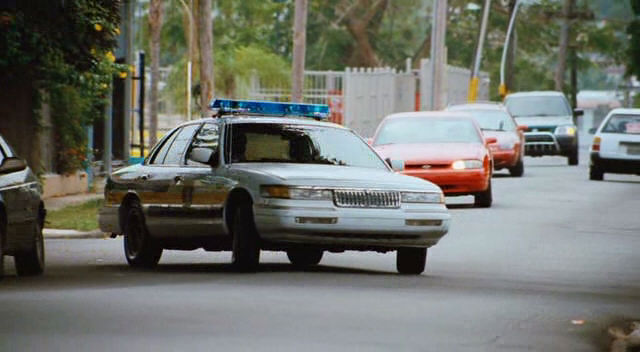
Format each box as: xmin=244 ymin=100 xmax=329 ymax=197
xmin=335 ymin=0 xmax=389 ymax=67
xmin=149 ymin=0 xmax=163 ymax=146
xmin=198 ymin=0 xmax=214 ymax=112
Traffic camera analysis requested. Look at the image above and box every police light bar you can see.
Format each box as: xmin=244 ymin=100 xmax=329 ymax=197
xmin=209 ymin=99 xmax=330 ymax=120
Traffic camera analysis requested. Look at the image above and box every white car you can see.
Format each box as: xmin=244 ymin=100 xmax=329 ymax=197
xmin=589 ymin=108 xmax=640 ymax=180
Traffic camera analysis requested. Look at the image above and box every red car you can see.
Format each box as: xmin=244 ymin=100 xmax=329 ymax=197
xmin=446 ymin=103 xmax=526 ymax=176
xmin=372 ymin=112 xmax=495 ymax=207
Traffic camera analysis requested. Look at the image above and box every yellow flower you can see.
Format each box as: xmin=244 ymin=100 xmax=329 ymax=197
xmin=105 ymin=51 xmax=116 ymax=62
xmin=101 ymin=83 xmax=108 ymax=89
xmin=129 ymin=65 xmax=135 ymax=72
xmin=114 ymin=27 xmax=121 ymax=35
xmin=90 ymin=48 xmax=96 ymax=55
xmin=94 ymin=23 xmax=103 ymax=32
xmin=119 ymin=71 xmax=127 ymax=79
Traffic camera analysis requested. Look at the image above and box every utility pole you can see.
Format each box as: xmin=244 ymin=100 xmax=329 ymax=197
xmin=554 ymin=0 xmax=574 ymax=92
xmin=429 ymin=0 xmax=447 ymax=110
xmin=291 ymin=0 xmax=308 ymax=103
xmin=468 ymin=0 xmax=491 ymax=102
xmin=178 ymin=0 xmax=194 ymax=120
xmin=499 ymin=0 xmax=521 ymax=99
xmin=198 ymin=0 xmax=214 ymax=115
xmin=149 ymin=0 xmax=163 ymax=146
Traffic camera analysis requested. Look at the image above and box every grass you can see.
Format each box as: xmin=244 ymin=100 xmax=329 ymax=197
xmin=45 ymin=199 xmax=103 ymax=232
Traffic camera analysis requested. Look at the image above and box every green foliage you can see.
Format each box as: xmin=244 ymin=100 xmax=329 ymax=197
xmin=627 ymin=20 xmax=640 ymax=78
xmin=0 ymin=1 xmax=126 ymax=173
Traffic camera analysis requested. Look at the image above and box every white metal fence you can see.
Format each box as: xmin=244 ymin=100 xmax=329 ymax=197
xmin=248 ymin=61 xmax=489 ymax=137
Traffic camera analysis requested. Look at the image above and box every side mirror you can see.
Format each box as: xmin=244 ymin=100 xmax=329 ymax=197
xmin=517 ymin=125 xmax=528 ymax=132
xmin=189 ymin=147 xmax=216 ymax=166
xmin=574 ymin=108 xmax=584 ymax=117
xmin=588 ymin=127 xmax=597 ymax=134
xmin=0 ymin=157 xmax=27 ymax=175
xmin=385 ymin=158 xmax=405 ymax=171
xmin=485 ymin=137 xmax=498 ymax=145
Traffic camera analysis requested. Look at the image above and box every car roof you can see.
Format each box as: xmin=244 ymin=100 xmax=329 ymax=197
xmin=608 ymin=108 xmax=640 ymax=115
xmin=505 ymin=91 xmax=566 ymax=98
xmin=383 ymin=111 xmax=475 ymax=120
xmin=447 ymin=102 xmax=507 ymax=111
xmin=174 ymin=115 xmax=348 ymax=130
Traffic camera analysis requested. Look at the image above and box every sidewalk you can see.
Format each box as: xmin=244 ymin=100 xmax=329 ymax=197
xmin=43 ymin=192 xmax=107 ymax=239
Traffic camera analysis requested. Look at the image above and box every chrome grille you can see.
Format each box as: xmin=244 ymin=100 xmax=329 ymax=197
xmin=333 ymin=190 xmax=400 ymax=209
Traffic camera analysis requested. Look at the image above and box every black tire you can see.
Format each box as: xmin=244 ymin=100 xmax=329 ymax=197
xmin=14 ymin=222 xmax=45 ymax=276
xmin=0 ymin=224 xmax=5 ymax=280
xmin=568 ymin=149 xmax=579 ymax=166
xmin=589 ymin=166 xmax=604 ymax=181
xmin=123 ymin=202 xmax=162 ymax=268
xmin=231 ymin=205 xmax=260 ymax=272
xmin=396 ymin=248 xmax=427 ymax=275
xmin=286 ymin=248 xmax=323 ymax=268
xmin=474 ymin=180 xmax=493 ymax=208
xmin=509 ymin=159 xmax=524 ymax=177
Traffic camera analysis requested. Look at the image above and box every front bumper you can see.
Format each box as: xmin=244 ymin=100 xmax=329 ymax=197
xmin=253 ymin=200 xmax=450 ymax=249
xmin=524 ymin=132 xmax=576 ymax=156
xmin=590 ymin=153 xmax=640 ymax=174
xmin=402 ymin=169 xmax=489 ymax=196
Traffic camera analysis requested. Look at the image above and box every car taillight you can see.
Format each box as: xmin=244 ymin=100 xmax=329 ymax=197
xmin=592 ymin=136 xmax=601 ymax=152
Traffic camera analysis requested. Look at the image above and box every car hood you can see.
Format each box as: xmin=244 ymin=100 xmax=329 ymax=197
xmin=373 ymin=143 xmax=485 ymax=164
xmin=513 ymin=115 xmax=574 ymax=128
xmin=230 ymin=163 xmax=441 ymax=192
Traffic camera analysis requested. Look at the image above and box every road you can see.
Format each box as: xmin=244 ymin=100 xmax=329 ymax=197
xmin=1 ymin=149 xmax=639 ymax=351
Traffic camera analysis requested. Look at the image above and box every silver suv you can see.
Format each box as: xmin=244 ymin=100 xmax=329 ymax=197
xmin=505 ymin=91 xmax=583 ymax=165
xmin=99 ymin=100 xmax=451 ymax=274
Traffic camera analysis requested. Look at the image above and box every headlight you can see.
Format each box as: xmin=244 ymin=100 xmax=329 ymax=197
xmin=555 ymin=125 xmax=576 ymax=136
xmin=401 ymin=192 xmax=444 ymax=204
xmin=451 ymin=160 xmax=483 ymax=170
xmin=260 ymin=185 xmax=332 ymax=200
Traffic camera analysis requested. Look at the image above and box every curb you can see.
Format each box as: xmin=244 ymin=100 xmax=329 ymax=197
xmin=43 ymin=228 xmax=107 ymax=240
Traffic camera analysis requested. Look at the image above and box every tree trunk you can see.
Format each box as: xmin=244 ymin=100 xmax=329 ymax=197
xmin=336 ymin=0 xmax=389 ymax=67
xmin=554 ymin=0 xmax=573 ymax=92
xmin=345 ymin=19 xmax=380 ymax=67
xmin=291 ymin=0 xmax=308 ymax=102
xmin=149 ymin=0 xmax=163 ymax=147
xmin=198 ymin=0 xmax=214 ymax=113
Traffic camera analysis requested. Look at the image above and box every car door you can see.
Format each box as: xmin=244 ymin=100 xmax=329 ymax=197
xmin=139 ymin=124 xmax=200 ymax=238
xmin=181 ymin=122 xmax=233 ymax=237
xmin=0 ymin=136 xmax=39 ymax=253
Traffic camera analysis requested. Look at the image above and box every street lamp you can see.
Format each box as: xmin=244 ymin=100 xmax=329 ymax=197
xmin=499 ymin=0 xmax=522 ymax=99
xmin=178 ymin=0 xmax=194 ymax=120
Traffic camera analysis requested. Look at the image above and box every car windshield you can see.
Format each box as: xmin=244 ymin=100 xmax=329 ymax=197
xmin=602 ymin=114 xmax=640 ymax=134
xmin=373 ymin=118 xmax=482 ymax=145
xmin=505 ymin=96 xmax=572 ymax=117
xmin=452 ymin=109 xmax=516 ymax=131
xmin=228 ymin=123 xmax=387 ymax=169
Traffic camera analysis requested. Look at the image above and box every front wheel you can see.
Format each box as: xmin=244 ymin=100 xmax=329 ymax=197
xmin=568 ymin=149 xmax=579 ymax=166
xmin=123 ymin=203 xmax=162 ymax=268
xmin=474 ymin=180 xmax=493 ymax=208
xmin=287 ymin=248 xmax=323 ymax=268
xmin=509 ymin=159 xmax=524 ymax=177
xmin=14 ymin=222 xmax=45 ymax=276
xmin=231 ymin=205 xmax=260 ymax=272
xmin=396 ymin=248 xmax=427 ymax=275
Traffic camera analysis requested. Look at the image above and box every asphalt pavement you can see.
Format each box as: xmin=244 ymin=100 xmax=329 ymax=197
xmin=1 ymin=148 xmax=639 ymax=351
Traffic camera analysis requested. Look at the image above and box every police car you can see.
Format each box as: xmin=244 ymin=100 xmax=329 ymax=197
xmin=99 ymin=100 xmax=451 ymax=274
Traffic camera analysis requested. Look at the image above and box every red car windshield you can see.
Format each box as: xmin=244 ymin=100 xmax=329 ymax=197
xmin=374 ymin=118 xmax=482 ymax=145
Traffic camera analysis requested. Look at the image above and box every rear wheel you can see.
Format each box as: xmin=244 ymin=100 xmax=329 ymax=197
xmin=0 ymin=224 xmax=5 ymax=280
xmin=396 ymin=248 xmax=427 ymax=275
xmin=287 ymin=248 xmax=323 ymax=268
xmin=509 ymin=159 xmax=524 ymax=177
xmin=589 ymin=166 xmax=604 ymax=181
xmin=231 ymin=205 xmax=260 ymax=272
xmin=123 ymin=202 xmax=162 ymax=268
xmin=474 ymin=180 xmax=493 ymax=208
xmin=568 ymin=149 xmax=579 ymax=166
xmin=14 ymin=222 xmax=45 ymax=276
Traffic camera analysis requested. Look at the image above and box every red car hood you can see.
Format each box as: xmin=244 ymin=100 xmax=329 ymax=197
xmin=374 ymin=143 xmax=486 ymax=165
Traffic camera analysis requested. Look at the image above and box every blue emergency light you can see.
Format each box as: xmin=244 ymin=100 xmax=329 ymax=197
xmin=209 ymin=99 xmax=330 ymax=120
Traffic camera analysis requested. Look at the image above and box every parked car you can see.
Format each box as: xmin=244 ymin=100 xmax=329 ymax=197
xmin=0 ymin=134 xmax=46 ymax=279
xmin=99 ymin=100 xmax=451 ymax=274
xmin=371 ymin=112 xmax=495 ymax=208
xmin=446 ymin=102 xmax=526 ymax=177
xmin=504 ymin=91 xmax=583 ymax=165
xmin=589 ymin=108 xmax=640 ymax=180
